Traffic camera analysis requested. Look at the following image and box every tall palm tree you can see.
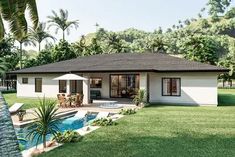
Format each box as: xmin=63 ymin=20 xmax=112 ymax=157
xmin=27 ymin=97 xmax=59 ymax=149
xmin=15 ymin=33 xmax=36 ymax=69
xmin=30 ymin=22 xmax=56 ymax=52
xmin=47 ymin=9 xmax=79 ymax=40
xmin=0 ymin=0 xmax=39 ymax=40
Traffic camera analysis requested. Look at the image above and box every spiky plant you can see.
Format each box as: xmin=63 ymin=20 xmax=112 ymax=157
xmin=27 ymin=96 xmax=60 ymax=149
xmin=133 ymin=89 xmax=146 ymax=106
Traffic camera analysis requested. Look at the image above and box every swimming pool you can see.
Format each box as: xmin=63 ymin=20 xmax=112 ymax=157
xmin=15 ymin=113 xmax=97 ymax=150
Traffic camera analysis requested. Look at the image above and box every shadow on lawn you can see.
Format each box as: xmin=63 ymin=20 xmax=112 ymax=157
xmin=39 ymin=133 xmax=235 ymax=157
xmin=218 ymin=94 xmax=235 ymax=106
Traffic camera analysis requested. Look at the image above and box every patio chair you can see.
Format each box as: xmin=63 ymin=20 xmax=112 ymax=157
xmin=59 ymin=95 xmax=67 ymax=108
xmin=9 ymin=103 xmax=24 ymax=114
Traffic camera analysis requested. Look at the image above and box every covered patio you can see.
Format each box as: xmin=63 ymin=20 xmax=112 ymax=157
xmin=53 ymin=72 xmax=148 ymax=106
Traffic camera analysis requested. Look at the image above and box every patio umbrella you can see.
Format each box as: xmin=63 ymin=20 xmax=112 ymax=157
xmin=53 ymin=74 xmax=88 ymax=95
xmin=53 ymin=74 xmax=88 ymax=80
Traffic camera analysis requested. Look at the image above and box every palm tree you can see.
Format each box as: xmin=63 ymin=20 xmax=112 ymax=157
xmin=15 ymin=33 xmax=36 ymax=69
xmin=47 ymin=9 xmax=79 ymax=40
xmin=27 ymin=96 xmax=59 ymax=149
xmin=0 ymin=0 xmax=39 ymax=40
xmin=30 ymin=22 xmax=56 ymax=52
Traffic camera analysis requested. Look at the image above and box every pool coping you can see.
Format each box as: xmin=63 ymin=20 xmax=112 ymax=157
xmin=21 ymin=113 xmax=124 ymax=157
xmin=13 ymin=109 xmax=78 ymax=128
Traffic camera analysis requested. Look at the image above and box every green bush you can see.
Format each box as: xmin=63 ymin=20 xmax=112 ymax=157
xmin=1 ymin=90 xmax=16 ymax=94
xmin=91 ymin=118 xmax=117 ymax=126
xmin=133 ymin=89 xmax=146 ymax=106
xmin=119 ymin=108 xmax=136 ymax=115
xmin=53 ymin=130 xmax=82 ymax=143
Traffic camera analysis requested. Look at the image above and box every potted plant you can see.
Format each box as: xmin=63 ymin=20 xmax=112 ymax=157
xmin=17 ymin=109 xmax=26 ymax=121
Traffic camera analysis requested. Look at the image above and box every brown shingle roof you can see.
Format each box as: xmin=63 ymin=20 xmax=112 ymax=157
xmin=9 ymin=53 xmax=228 ymax=74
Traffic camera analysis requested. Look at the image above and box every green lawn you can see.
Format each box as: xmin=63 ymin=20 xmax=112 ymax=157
xmin=3 ymin=93 xmax=55 ymax=109
xmin=39 ymin=89 xmax=235 ymax=157
xmin=3 ymin=88 xmax=235 ymax=110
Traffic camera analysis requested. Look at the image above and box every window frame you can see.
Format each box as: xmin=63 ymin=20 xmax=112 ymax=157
xmin=161 ymin=78 xmax=181 ymax=96
xmin=90 ymin=77 xmax=102 ymax=88
xmin=35 ymin=78 xmax=42 ymax=93
xmin=22 ymin=78 xmax=28 ymax=84
xmin=59 ymin=80 xmax=67 ymax=93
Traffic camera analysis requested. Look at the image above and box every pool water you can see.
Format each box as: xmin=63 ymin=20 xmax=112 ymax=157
xmin=15 ymin=114 xmax=97 ymax=150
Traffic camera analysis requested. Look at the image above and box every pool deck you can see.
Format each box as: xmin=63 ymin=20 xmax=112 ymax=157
xmin=12 ymin=99 xmax=137 ymax=127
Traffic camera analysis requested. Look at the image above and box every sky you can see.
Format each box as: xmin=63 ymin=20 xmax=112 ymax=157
xmin=35 ymin=0 xmax=209 ymax=43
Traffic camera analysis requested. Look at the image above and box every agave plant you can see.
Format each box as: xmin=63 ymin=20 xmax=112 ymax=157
xmin=133 ymin=89 xmax=146 ymax=106
xmin=26 ymin=96 xmax=60 ymax=149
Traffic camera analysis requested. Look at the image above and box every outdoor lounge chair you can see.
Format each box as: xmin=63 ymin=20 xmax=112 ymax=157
xmin=96 ymin=112 xmax=109 ymax=119
xmin=62 ymin=110 xmax=88 ymax=125
xmin=9 ymin=103 xmax=24 ymax=114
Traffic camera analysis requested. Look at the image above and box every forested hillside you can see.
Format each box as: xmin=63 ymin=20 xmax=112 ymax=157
xmin=1 ymin=0 xmax=235 ymax=82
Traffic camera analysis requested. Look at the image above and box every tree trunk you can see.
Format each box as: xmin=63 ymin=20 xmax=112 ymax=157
xmin=0 ymin=93 xmax=22 ymax=156
xmin=20 ymin=42 xmax=23 ymax=69
xmin=38 ymin=42 xmax=41 ymax=52
xmin=63 ymin=30 xmax=65 ymax=40
xmin=43 ymin=135 xmax=46 ymax=149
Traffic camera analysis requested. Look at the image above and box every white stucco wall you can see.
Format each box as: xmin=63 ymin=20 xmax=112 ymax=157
xmin=86 ymin=73 xmax=110 ymax=98
xmin=17 ymin=74 xmax=63 ymax=98
xmin=149 ymin=72 xmax=219 ymax=106
xmin=16 ymin=72 xmax=219 ymax=106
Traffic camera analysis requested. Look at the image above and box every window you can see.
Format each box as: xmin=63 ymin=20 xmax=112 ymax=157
xmin=162 ymin=78 xmax=181 ymax=96
xmin=35 ymin=78 xmax=42 ymax=92
xmin=90 ymin=78 xmax=102 ymax=88
xmin=22 ymin=78 xmax=28 ymax=84
xmin=59 ymin=80 xmax=67 ymax=93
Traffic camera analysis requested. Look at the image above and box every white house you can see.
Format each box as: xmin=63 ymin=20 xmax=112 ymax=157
xmin=9 ymin=53 xmax=228 ymax=106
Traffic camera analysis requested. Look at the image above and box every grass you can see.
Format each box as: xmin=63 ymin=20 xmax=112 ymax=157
xmin=3 ymin=93 xmax=55 ymax=110
xmin=39 ymin=89 xmax=235 ymax=157
xmin=218 ymin=88 xmax=235 ymax=106
xmin=39 ymin=106 xmax=235 ymax=157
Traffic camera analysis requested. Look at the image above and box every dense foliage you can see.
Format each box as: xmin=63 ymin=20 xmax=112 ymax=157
xmin=119 ymin=108 xmax=136 ymax=115
xmin=91 ymin=118 xmax=117 ymax=126
xmin=1 ymin=0 xmax=235 ymax=82
xmin=53 ymin=130 xmax=82 ymax=143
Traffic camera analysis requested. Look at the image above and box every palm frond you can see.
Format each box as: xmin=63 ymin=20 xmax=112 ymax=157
xmin=26 ymin=0 xmax=39 ymax=29
xmin=0 ymin=14 xmax=5 ymax=39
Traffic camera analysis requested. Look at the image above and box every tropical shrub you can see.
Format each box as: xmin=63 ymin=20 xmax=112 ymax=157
xmin=133 ymin=89 xmax=146 ymax=106
xmin=119 ymin=108 xmax=136 ymax=115
xmin=53 ymin=130 xmax=82 ymax=143
xmin=26 ymin=96 xmax=59 ymax=148
xmin=91 ymin=118 xmax=117 ymax=126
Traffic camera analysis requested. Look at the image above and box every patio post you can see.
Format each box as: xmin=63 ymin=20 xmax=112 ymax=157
xmin=67 ymin=80 xmax=70 ymax=94
xmin=83 ymin=75 xmax=90 ymax=104
xmin=139 ymin=72 xmax=149 ymax=103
